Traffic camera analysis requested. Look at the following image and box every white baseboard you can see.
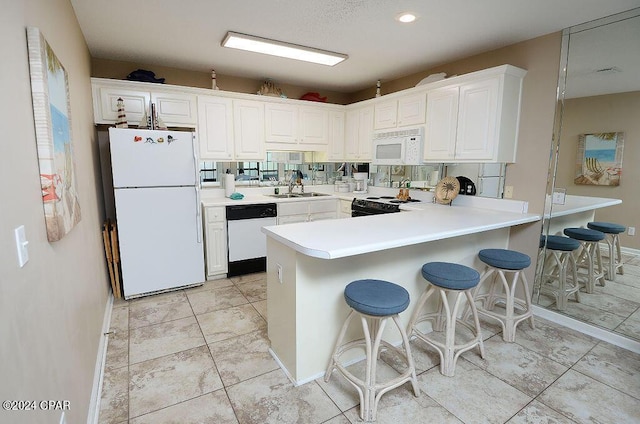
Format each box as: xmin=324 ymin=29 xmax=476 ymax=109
xmin=86 ymin=293 xmax=114 ymax=424
xmin=532 ymin=305 xmax=640 ymax=354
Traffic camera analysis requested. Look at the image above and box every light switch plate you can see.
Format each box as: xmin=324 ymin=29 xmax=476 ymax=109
xmin=14 ymin=225 xmax=29 ymax=267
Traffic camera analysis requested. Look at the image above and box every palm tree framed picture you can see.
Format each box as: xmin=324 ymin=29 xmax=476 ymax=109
xmin=26 ymin=27 xmax=81 ymax=241
xmin=574 ymin=132 xmax=624 ymax=186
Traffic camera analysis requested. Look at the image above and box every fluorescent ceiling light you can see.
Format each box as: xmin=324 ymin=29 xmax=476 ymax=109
xmin=222 ymin=31 xmax=347 ymax=66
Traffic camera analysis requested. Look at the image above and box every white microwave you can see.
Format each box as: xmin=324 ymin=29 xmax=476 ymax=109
xmin=372 ymin=132 xmax=423 ymax=165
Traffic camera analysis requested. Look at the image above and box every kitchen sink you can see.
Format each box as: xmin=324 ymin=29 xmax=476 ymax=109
xmin=266 ymin=192 xmax=330 ymax=198
xmin=297 ymin=192 xmax=330 ymax=197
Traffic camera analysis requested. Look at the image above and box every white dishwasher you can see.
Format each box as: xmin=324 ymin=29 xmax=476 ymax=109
xmin=226 ymin=203 xmax=277 ymax=277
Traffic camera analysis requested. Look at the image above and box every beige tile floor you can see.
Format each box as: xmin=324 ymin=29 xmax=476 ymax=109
xmin=537 ymin=252 xmax=640 ymax=342
xmin=99 ymin=272 xmax=640 ymax=423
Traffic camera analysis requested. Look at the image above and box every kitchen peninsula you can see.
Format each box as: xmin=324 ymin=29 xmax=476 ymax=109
xmin=544 ymin=194 xmax=622 ymax=235
xmin=262 ymin=197 xmax=540 ymax=384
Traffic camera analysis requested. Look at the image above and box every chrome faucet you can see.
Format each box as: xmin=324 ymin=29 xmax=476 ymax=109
xmin=288 ymin=170 xmax=304 ymax=194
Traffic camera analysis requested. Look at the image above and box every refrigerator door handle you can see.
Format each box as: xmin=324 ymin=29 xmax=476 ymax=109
xmin=195 ymin=186 xmax=202 ymax=243
xmin=191 ymin=133 xmax=200 ymax=186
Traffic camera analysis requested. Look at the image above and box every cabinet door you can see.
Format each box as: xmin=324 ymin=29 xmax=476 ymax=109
xmin=151 ymin=92 xmax=197 ymax=126
xmin=197 ymin=95 xmax=234 ymax=160
xmin=265 ymin=103 xmax=298 ymax=144
xmin=95 ymin=86 xmax=150 ymax=125
xmin=205 ymin=221 xmax=228 ymax=277
xmin=277 ymin=215 xmax=308 ymax=225
xmin=424 ymin=86 xmax=459 ymax=161
xmin=327 ymin=111 xmax=345 ymax=161
xmin=309 ymin=211 xmax=337 ymax=222
xmin=373 ymin=100 xmax=398 ymax=130
xmin=455 ymin=77 xmax=499 ymax=160
xmin=397 ymin=93 xmax=426 ymax=127
xmin=358 ymin=106 xmax=374 ymax=160
xmin=299 ymin=107 xmax=329 ymax=145
xmin=344 ymin=109 xmax=360 ymax=160
xmin=233 ymin=100 xmax=265 ymax=160
xmin=345 ymin=106 xmax=374 ymax=161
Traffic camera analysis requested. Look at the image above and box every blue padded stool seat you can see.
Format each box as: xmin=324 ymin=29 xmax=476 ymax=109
xmin=344 ymin=279 xmax=410 ymax=316
xmin=588 ymin=222 xmax=626 ymax=234
xmin=545 ymin=235 xmax=580 ymax=251
xmin=479 ymin=249 xmax=531 ymax=270
xmin=564 ymin=227 xmax=605 ymax=242
xmin=421 ymin=262 xmax=480 ymax=290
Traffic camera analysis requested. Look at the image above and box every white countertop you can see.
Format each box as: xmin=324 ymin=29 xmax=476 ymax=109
xmin=262 ymin=202 xmax=540 ymax=259
xmin=544 ymin=195 xmax=622 ymax=219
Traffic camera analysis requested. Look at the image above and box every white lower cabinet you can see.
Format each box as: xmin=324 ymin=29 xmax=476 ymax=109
xmin=338 ymin=199 xmax=352 ymax=218
xmin=204 ymin=206 xmax=228 ymax=278
xmin=277 ymin=199 xmax=338 ymax=224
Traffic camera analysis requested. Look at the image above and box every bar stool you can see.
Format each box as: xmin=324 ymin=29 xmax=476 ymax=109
xmin=563 ymin=227 xmax=605 ymax=293
xmin=325 ymin=279 xmax=419 ymax=422
xmin=587 ymin=222 xmax=626 ymax=281
xmin=538 ymin=235 xmax=581 ymax=310
xmin=406 ymin=262 xmax=484 ymax=377
xmin=469 ymin=249 xmax=535 ymax=343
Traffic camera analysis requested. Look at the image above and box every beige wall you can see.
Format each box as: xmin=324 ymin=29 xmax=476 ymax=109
xmin=555 ymin=92 xmax=640 ymax=250
xmin=91 ymin=57 xmax=353 ymax=105
xmin=0 ymin=1 xmax=110 ymax=423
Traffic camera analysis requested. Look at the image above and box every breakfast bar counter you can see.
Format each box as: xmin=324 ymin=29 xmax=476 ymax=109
xmin=262 ymin=202 xmax=540 ymax=384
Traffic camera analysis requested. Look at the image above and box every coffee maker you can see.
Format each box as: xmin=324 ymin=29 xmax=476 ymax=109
xmin=353 ymin=172 xmax=368 ymax=193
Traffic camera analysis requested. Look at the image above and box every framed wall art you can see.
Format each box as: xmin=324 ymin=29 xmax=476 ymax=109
xmin=574 ymin=132 xmax=624 ymax=186
xmin=27 ymin=27 xmax=81 ymax=241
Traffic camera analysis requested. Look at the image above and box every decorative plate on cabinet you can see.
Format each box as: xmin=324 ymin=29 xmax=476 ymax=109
xmin=434 ymin=177 xmax=460 ymax=205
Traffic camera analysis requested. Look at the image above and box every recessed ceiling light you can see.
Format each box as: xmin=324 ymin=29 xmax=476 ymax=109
xmin=397 ymin=13 xmax=417 ymax=23
xmin=221 ymin=31 xmax=347 ymax=66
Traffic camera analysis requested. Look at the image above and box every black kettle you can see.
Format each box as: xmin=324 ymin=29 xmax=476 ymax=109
xmin=456 ymin=176 xmax=476 ymax=195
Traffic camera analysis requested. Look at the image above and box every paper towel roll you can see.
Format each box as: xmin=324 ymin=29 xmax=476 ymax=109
xmin=224 ymin=173 xmax=235 ymax=198
xmin=429 ymin=171 xmax=439 ymax=186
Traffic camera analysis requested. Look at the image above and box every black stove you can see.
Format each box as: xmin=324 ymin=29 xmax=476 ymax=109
xmin=351 ymin=198 xmax=401 ymax=217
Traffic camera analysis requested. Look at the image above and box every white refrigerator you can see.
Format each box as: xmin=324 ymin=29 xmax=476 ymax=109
xmin=109 ymin=128 xmax=204 ymax=298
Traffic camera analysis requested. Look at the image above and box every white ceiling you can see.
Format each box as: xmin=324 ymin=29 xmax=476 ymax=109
xmin=565 ymin=11 xmax=640 ymax=98
xmin=70 ymin=0 xmax=640 ymax=93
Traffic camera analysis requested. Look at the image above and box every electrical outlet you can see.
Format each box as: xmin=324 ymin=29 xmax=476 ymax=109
xmin=629 ymin=226 xmax=636 ymax=236
xmin=504 ymin=186 xmax=514 ymax=199
xmin=277 ymin=263 xmax=283 ymax=283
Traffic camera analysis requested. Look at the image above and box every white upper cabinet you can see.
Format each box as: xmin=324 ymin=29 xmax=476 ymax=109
xmin=424 ymin=86 xmax=459 ymax=161
xmin=327 ymin=110 xmax=345 ymax=161
xmin=264 ymin=102 xmax=329 ymax=151
xmin=345 ymin=105 xmax=374 ymax=161
xmin=233 ymin=99 xmax=265 ymax=160
xmin=423 ymin=65 xmax=526 ymax=163
xmin=91 ymin=78 xmax=197 ymax=127
xmin=374 ymin=93 xmax=426 ymax=130
xmin=197 ymin=95 xmax=234 ymax=160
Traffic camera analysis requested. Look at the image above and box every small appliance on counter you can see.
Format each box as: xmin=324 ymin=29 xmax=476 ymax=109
xmin=353 ymin=172 xmax=368 ymax=193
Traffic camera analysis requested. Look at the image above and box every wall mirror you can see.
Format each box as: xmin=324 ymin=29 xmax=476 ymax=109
xmin=536 ymin=8 xmax=640 ymax=342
